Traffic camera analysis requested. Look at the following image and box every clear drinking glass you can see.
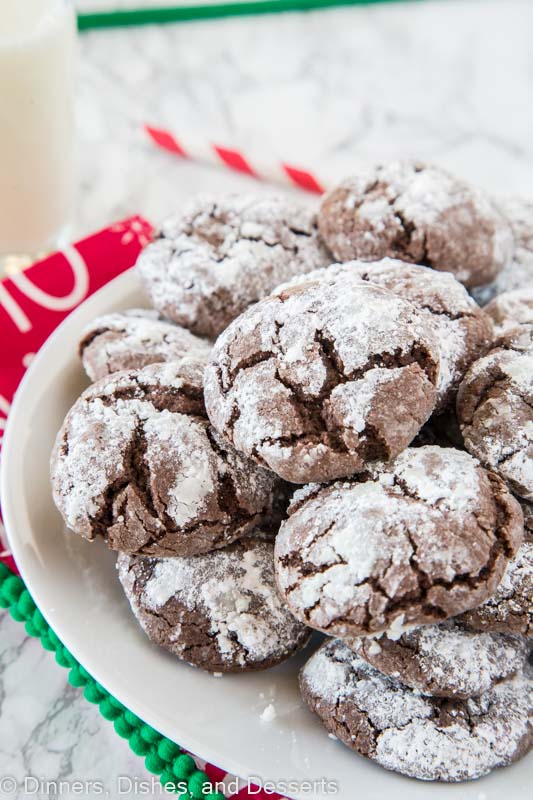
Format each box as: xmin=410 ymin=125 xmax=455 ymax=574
xmin=0 ymin=0 xmax=76 ymax=272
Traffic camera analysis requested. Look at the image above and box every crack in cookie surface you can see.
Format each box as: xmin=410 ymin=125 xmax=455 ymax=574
xmin=457 ymin=340 xmax=533 ymax=501
xmin=51 ymin=362 xmax=281 ymax=557
xmin=299 ymin=639 xmax=532 ymax=782
xmin=275 ymin=259 xmax=492 ymax=411
xmin=317 ymin=162 xmax=514 ymax=288
xmin=79 ymin=309 xmax=211 ymax=381
xmin=117 ymin=536 xmax=310 ymax=672
xmin=204 ymin=279 xmax=440 ymax=483
xmin=274 ymin=446 xmax=524 ymax=636
xmin=348 ymin=619 xmax=527 ymax=698
xmin=458 ymin=542 xmax=533 ymax=638
xmin=136 ymin=194 xmax=331 ymax=337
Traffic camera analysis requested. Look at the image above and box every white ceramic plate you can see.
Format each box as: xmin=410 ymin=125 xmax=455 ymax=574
xmin=2 ymin=269 xmax=531 ymax=800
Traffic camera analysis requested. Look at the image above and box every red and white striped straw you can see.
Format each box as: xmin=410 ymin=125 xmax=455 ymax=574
xmin=145 ymin=124 xmax=331 ymax=195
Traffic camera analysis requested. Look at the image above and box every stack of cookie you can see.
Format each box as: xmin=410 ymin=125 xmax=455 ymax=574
xmin=50 ymin=162 xmax=532 ymax=783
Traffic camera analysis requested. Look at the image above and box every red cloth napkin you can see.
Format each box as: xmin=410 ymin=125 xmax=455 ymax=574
xmin=0 ymin=216 xmax=153 ymax=571
xmin=0 ymin=217 xmax=286 ymax=800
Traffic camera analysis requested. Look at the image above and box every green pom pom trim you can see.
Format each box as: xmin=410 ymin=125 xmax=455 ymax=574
xmin=159 ymin=738 xmax=180 ymax=763
xmin=0 ymin=566 xmax=226 ymax=798
xmin=129 ymin=730 xmax=152 ymax=756
xmin=189 ymin=769 xmax=211 ymax=799
xmin=173 ymin=753 xmax=196 ymax=780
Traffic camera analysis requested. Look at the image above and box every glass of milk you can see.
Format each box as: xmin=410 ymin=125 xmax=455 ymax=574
xmin=0 ymin=0 xmax=76 ymax=260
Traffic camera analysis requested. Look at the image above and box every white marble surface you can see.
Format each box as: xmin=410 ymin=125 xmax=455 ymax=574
xmin=2 ymin=0 xmax=533 ymax=796
xmin=72 ymin=0 xmax=533 ymax=236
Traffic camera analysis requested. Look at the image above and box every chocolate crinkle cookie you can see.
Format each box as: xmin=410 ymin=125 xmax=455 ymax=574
xmin=274 ymin=446 xmax=523 ymax=637
xmin=472 ymin=196 xmax=533 ymax=305
xmin=458 ymin=542 xmax=532 ymax=639
xmin=348 ymin=619 xmax=527 ymax=698
xmin=279 ymin=259 xmax=492 ymax=411
xmin=484 ymin=286 xmax=533 ymax=336
xmin=51 ymin=360 xmax=282 ymax=557
xmin=135 ymin=194 xmax=330 ymax=338
xmin=204 ymin=277 xmax=440 ymax=484
xmin=317 ymin=162 xmax=513 ymax=288
xmin=117 ymin=534 xmax=310 ymax=672
xmin=457 ymin=327 xmax=533 ymax=501
xmin=300 ymin=638 xmax=532 ymax=782
xmin=79 ymin=308 xmax=211 ymax=381
xmin=493 ymin=321 xmax=533 ymax=352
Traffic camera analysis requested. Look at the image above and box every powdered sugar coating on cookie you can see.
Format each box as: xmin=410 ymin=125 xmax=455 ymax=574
xmin=277 ymin=259 xmax=492 ymax=411
xmin=117 ymin=535 xmax=310 ymax=672
xmin=485 ymin=287 xmax=533 ymax=336
xmin=136 ymin=194 xmax=330 ymax=338
xmin=501 ymin=196 xmax=533 ymax=250
xmin=205 ymin=278 xmax=440 ymax=483
xmin=300 ymin=638 xmax=532 ymax=781
xmin=472 ymin=196 xmax=533 ymax=305
xmin=459 ymin=542 xmax=533 ymax=638
xmin=457 ymin=335 xmax=533 ymax=501
xmin=348 ymin=619 xmax=527 ymax=698
xmin=318 ymin=162 xmax=513 ymax=288
xmin=275 ymin=446 xmax=523 ymax=636
xmin=50 ymin=361 xmax=281 ymax=557
xmin=79 ymin=309 xmax=211 ymax=381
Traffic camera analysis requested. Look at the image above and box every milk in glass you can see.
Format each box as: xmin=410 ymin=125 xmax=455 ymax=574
xmin=0 ymin=0 xmax=76 ymax=255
